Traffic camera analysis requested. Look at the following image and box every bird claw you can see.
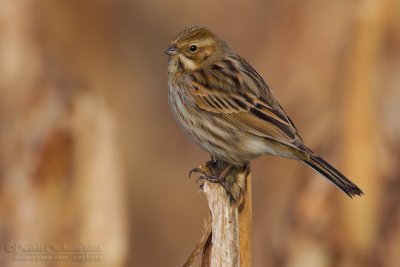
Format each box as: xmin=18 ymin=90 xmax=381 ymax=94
xmin=189 ymin=160 xmax=238 ymax=198
xmin=189 ymin=168 xmax=202 ymax=178
xmin=190 ymin=164 xmax=227 ymax=190
xmin=196 ymin=174 xmax=222 ymax=185
xmin=195 ymin=174 xmax=232 ymax=194
xmin=189 ymin=161 xmax=216 ymax=179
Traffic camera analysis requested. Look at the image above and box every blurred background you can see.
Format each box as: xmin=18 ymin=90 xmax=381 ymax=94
xmin=1 ymin=0 xmax=399 ymax=266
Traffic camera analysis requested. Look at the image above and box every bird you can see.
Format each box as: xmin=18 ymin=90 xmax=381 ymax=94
xmin=165 ymin=25 xmax=363 ymax=197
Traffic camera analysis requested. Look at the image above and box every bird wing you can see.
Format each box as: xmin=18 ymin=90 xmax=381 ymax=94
xmin=187 ymin=63 xmax=306 ymax=152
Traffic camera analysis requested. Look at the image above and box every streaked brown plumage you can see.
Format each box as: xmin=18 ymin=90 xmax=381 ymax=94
xmin=166 ymin=25 xmax=363 ymax=197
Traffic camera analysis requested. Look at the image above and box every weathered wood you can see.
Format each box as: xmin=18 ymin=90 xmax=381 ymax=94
xmin=238 ymin=173 xmax=252 ymax=267
xmin=203 ymin=181 xmax=240 ymax=267
xmin=198 ymin=165 xmax=252 ymax=267
xmin=182 ymin=216 xmax=212 ymax=267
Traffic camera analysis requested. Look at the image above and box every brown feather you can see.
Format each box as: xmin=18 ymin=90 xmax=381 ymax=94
xmin=166 ymin=25 xmax=363 ymax=197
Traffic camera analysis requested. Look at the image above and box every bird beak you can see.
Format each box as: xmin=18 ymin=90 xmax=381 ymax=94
xmin=165 ymin=45 xmax=178 ymax=56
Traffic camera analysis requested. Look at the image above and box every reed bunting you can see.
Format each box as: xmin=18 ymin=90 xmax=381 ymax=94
xmin=165 ymin=25 xmax=363 ymax=197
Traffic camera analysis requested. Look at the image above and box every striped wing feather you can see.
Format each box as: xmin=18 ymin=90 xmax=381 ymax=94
xmin=189 ymin=68 xmax=306 ymax=152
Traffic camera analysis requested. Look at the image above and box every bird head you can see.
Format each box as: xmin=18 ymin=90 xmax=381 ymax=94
xmin=165 ymin=26 xmax=228 ymax=72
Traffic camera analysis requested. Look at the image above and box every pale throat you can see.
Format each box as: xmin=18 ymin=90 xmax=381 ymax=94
xmin=178 ymin=54 xmax=198 ymax=71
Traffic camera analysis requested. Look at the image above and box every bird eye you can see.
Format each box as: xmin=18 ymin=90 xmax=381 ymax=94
xmin=189 ymin=44 xmax=198 ymax=53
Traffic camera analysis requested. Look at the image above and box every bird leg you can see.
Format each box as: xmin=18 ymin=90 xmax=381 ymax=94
xmin=189 ymin=160 xmax=228 ymax=186
xmin=189 ymin=160 xmax=244 ymax=199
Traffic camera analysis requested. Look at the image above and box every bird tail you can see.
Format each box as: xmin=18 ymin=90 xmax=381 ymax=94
xmin=303 ymin=153 xmax=363 ymax=198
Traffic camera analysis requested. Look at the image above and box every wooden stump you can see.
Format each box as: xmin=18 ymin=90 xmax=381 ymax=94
xmin=200 ymin=165 xmax=252 ymax=267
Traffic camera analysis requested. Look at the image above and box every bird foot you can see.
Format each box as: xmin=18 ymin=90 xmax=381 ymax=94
xmin=189 ymin=160 xmax=246 ymax=201
xmin=189 ymin=160 xmax=228 ymax=189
